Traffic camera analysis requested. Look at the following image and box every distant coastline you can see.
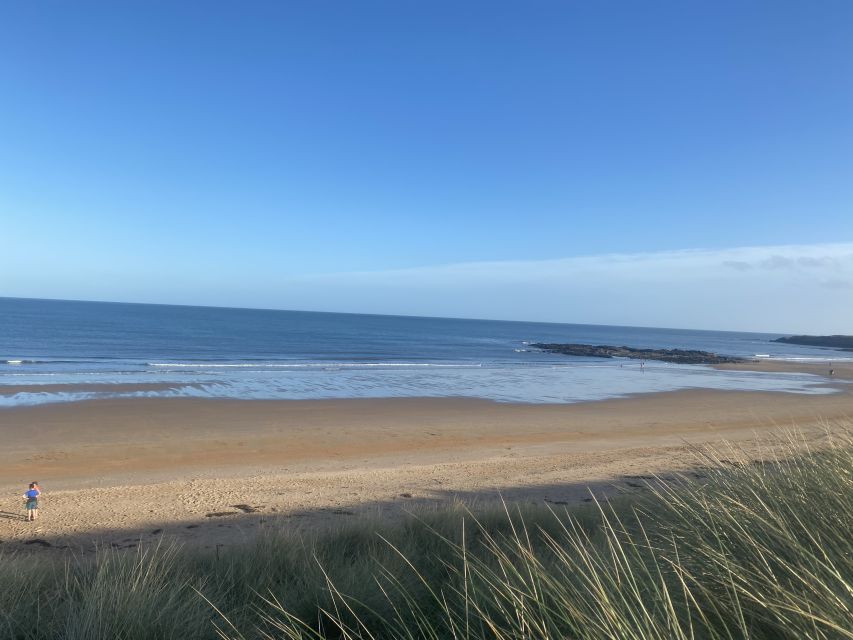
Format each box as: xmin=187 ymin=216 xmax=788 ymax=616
xmin=773 ymin=335 xmax=853 ymax=350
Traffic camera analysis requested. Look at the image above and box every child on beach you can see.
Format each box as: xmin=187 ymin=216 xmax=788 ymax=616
xmin=23 ymin=482 xmax=41 ymax=521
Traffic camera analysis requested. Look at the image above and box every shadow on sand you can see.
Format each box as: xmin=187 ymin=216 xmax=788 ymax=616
xmin=0 ymin=465 xmax=715 ymax=555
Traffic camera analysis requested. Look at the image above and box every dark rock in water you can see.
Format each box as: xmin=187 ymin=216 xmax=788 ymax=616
xmin=773 ymin=335 xmax=853 ymax=350
xmin=531 ymin=343 xmax=750 ymax=365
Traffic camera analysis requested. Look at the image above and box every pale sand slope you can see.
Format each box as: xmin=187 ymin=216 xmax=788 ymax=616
xmin=0 ymin=372 xmax=851 ymax=553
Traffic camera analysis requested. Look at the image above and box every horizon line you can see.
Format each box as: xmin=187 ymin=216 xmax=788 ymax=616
xmin=0 ymin=294 xmax=791 ymax=337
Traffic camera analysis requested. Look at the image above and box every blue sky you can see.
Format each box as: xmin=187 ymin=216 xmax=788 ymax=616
xmin=1 ymin=1 xmax=852 ymax=331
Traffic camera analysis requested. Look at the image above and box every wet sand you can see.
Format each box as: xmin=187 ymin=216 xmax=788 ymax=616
xmin=0 ymin=382 xmax=197 ymax=395
xmin=715 ymin=359 xmax=853 ymax=378
xmin=0 ymin=365 xmax=850 ymax=553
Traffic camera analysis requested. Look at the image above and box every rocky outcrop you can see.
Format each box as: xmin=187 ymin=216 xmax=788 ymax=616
xmin=773 ymin=335 xmax=853 ymax=350
xmin=531 ymin=343 xmax=751 ymax=365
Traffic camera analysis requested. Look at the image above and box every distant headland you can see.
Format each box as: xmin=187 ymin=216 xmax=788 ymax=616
xmin=773 ymin=335 xmax=853 ymax=350
xmin=531 ymin=343 xmax=751 ymax=365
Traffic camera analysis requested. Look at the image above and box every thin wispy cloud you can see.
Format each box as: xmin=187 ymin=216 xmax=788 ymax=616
xmin=3 ymin=243 xmax=852 ymax=334
xmin=273 ymin=243 xmax=853 ymax=333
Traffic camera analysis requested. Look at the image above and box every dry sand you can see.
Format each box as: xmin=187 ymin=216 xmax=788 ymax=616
xmin=1 ymin=364 xmax=850 ymax=554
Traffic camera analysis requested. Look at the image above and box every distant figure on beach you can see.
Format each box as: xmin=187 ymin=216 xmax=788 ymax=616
xmin=23 ymin=482 xmax=40 ymax=521
xmin=829 ymin=369 xmax=834 ymax=376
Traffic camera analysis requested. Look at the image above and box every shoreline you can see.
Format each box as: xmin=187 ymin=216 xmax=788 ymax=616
xmin=1 ymin=380 xmax=851 ymax=552
xmin=4 ymin=357 xmax=851 ymax=406
xmin=2 ymin=362 xmax=851 ymax=487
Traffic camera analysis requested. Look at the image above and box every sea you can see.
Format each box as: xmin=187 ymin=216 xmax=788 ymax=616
xmin=1 ymin=297 xmax=849 ymax=408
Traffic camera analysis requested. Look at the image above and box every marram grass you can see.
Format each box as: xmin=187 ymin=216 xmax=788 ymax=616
xmin=1 ymin=431 xmax=851 ymax=640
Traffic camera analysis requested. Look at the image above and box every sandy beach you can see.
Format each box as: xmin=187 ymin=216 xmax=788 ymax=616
xmin=1 ymin=359 xmax=851 ymax=554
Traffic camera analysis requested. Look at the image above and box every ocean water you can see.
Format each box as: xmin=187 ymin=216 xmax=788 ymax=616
xmin=1 ymin=297 xmax=848 ymax=407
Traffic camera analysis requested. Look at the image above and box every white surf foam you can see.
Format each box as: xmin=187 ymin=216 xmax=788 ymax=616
xmin=147 ymin=362 xmax=483 ymax=369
